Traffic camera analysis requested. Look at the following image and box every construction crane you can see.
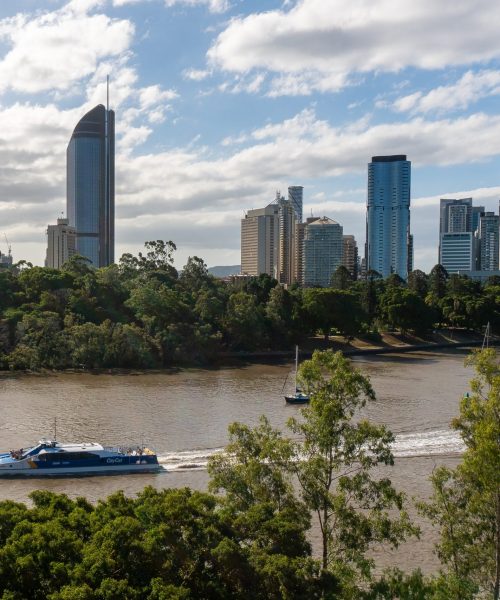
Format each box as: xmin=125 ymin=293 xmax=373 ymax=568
xmin=3 ymin=233 xmax=11 ymax=257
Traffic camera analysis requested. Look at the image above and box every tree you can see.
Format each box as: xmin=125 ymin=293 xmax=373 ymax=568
xmin=408 ymin=269 xmax=428 ymax=298
xmin=420 ymin=349 xmax=500 ymax=599
xmin=290 ymin=350 xmax=416 ymax=586
xmin=429 ymin=264 xmax=448 ymax=299
xmin=379 ymin=287 xmax=434 ymax=334
xmin=331 ymin=266 xmax=352 ymax=290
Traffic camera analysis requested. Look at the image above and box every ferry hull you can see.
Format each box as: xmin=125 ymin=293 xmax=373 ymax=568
xmin=0 ymin=463 xmax=161 ymax=477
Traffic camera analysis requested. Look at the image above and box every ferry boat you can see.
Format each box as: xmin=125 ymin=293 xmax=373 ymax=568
xmin=0 ymin=440 xmax=160 ymax=476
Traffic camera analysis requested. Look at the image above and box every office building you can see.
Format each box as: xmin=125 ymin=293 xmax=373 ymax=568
xmin=67 ymin=103 xmax=115 ymax=267
xmin=479 ymin=212 xmax=499 ymax=271
xmin=438 ymin=198 xmax=487 ymax=272
xmin=342 ymin=235 xmax=358 ymax=279
xmin=303 ymin=217 xmax=343 ymax=287
xmin=288 ymin=186 xmax=303 ymax=222
xmin=45 ymin=218 xmax=76 ymax=269
xmin=439 ymin=198 xmax=472 ymax=235
xmin=440 ymin=232 xmax=476 ymax=273
xmin=366 ymin=155 xmax=411 ymax=278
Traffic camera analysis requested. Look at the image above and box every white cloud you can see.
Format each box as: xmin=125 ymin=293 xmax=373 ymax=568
xmin=138 ymin=84 xmax=178 ymax=108
xmin=0 ymin=5 xmax=134 ymax=94
xmin=164 ymin=0 xmax=230 ymax=13
xmin=208 ymin=0 xmax=500 ymax=95
xmin=393 ymin=70 xmax=500 ymax=114
xmin=183 ymin=68 xmax=212 ymax=81
xmin=113 ymin=0 xmax=229 ymax=12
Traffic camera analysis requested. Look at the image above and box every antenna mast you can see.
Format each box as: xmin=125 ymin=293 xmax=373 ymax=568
xmin=106 ymin=74 xmax=109 ymax=112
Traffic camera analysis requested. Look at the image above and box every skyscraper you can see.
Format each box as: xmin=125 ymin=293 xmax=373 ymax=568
xmin=241 ymin=203 xmax=280 ymax=278
xmin=45 ymin=218 xmax=76 ymax=269
xmin=240 ymin=192 xmax=297 ymax=285
xmin=479 ymin=212 xmax=500 ymax=271
xmin=303 ymin=217 xmax=343 ymax=287
xmin=67 ymin=103 xmax=115 ymax=267
xmin=438 ymin=198 xmax=483 ymax=273
xmin=288 ymin=186 xmax=303 ymax=223
xmin=365 ymin=155 xmax=411 ymax=279
xmin=342 ymin=235 xmax=358 ymax=279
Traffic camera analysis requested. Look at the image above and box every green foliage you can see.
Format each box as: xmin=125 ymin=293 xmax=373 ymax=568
xmin=419 ymin=348 xmax=500 ymax=599
xmin=209 ymin=350 xmax=417 ymax=596
xmin=1 ymin=241 xmax=499 ymax=370
xmin=292 ymin=351 xmax=417 ymax=584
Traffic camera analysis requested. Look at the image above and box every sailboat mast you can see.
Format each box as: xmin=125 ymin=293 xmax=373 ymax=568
xmin=295 ymin=345 xmax=298 ymax=390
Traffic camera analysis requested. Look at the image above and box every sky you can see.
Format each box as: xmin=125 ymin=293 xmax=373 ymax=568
xmin=1 ymin=0 xmax=500 ymax=271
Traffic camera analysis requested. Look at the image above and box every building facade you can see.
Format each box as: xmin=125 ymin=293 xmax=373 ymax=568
xmin=288 ymin=186 xmax=303 ymax=222
xmin=440 ymin=232 xmax=476 ymax=273
xmin=67 ymin=104 xmax=115 ymax=267
xmin=241 ymin=204 xmax=280 ymax=278
xmin=479 ymin=212 xmax=500 ymax=271
xmin=240 ymin=193 xmax=296 ymax=285
xmin=45 ymin=218 xmax=76 ymax=269
xmin=342 ymin=234 xmax=358 ymax=279
xmin=366 ymin=155 xmax=411 ymax=279
xmin=303 ymin=217 xmax=343 ymax=287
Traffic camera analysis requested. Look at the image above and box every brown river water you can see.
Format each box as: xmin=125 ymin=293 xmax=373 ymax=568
xmin=0 ymin=350 xmax=473 ymax=574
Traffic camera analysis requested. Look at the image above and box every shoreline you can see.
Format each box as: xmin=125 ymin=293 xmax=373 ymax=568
xmin=0 ymin=336 xmax=491 ymax=376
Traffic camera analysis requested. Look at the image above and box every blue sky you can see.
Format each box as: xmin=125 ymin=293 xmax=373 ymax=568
xmin=1 ymin=0 xmax=500 ymax=271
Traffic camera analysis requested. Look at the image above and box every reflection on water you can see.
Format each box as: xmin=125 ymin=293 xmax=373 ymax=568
xmin=0 ymin=350 xmax=473 ymax=572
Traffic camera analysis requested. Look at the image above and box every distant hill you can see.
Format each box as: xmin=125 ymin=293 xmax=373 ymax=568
xmin=208 ymin=265 xmax=241 ymax=278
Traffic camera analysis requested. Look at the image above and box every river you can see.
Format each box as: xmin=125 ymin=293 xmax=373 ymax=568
xmin=0 ymin=350 xmax=473 ymax=574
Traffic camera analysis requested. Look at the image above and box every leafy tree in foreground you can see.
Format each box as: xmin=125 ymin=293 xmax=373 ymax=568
xmin=420 ymin=348 xmax=500 ymax=599
xmin=291 ymin=350 xmax=417 ymax=591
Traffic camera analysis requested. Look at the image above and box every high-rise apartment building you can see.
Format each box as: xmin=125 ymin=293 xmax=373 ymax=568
xmin=342 ymin=235 xmax=358 ymax=279
xmin=240 ymin=193 xmax=296 ymax=284
xmin=479 ymin=212 xmax=499 ymax=271
xmin=295 ymin=217 xmax=320 ymax=284
xmin=277 ymin=195 xmax=296 ymax=284
xmin=45 ymin=218 xmax=76 ymax=269
xmin=288 ymin=186 xmax=303 ymax=222
xmin=241 ymin=203 xmax=280 ymax=278
xmin=366 ymin=155 xmax=411 ymax=278
xmin=303 ymin=217 xmax=343 ymax=287
xmin=67 ymin=104 xmax=115 ymax=267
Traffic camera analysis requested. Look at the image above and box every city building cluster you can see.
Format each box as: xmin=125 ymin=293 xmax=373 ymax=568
xmin=241 ymin=155 xmax=413 ymax=286
xmin=439 ymin=197 xmax=500 ymax=281
xmin=1 ymin=100 xmax=499 ymax=284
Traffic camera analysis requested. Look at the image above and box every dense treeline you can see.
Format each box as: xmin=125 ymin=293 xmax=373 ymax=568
xmin=0 ymin=240 xmax=499 ymax=370
xmin=0 ymin=349 xmax=498 ymax=599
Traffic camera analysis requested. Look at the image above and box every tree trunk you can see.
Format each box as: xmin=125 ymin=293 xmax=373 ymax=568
xmin=322 ymin=507 xmax=328 ymax=571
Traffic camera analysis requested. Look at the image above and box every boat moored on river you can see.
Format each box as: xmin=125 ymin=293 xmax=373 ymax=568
xmin=0 ymin=440 xmax=160 ymax=476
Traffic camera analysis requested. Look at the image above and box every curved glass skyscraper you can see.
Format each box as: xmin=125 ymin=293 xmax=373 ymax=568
xmin=366 ymin=155 xmax=411 ymax=279
xmin=67 ymin=104 xmax=115 ymax=267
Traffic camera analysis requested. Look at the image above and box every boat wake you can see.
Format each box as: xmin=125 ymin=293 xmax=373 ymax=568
xmin=157 ymin=429 xmax=465 ymax=472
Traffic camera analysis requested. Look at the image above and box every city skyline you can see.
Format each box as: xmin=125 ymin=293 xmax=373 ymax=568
xmin=1 ymin=0 xmax=500 ymax=271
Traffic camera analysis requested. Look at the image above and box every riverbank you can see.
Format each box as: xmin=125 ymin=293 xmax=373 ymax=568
xmin=220 ymin=329 xmax=495 ymax=360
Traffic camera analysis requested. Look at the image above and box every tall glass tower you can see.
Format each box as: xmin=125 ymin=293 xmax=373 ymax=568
xmin=67 ymin=104 xmax=115 ymax=267
xmin=366 ymin=155 xmax=411 ymax=278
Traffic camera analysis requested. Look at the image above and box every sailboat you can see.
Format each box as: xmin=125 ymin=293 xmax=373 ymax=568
xmin=284 ymin=345 xmax=310 ymax=404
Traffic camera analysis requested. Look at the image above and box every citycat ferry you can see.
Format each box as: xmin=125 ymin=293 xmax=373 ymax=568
xmin=0 ymin=440 xmax=160 ymax=476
